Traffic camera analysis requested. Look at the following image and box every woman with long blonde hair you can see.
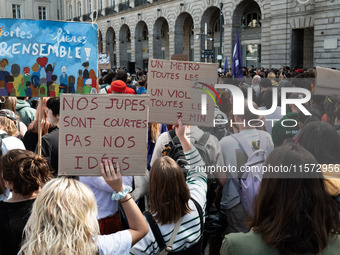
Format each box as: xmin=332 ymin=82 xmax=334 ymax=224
xmin=0 ymin=109 xmax=25 ymax=155
xmin=0 ymin=96 xmax=27 ymax=139
xmin=19 ymin=161 xmax=149 ymax=255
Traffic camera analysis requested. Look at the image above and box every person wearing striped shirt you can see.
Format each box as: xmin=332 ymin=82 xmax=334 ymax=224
xmin=130 ymin=119 xmax=207 ymax=254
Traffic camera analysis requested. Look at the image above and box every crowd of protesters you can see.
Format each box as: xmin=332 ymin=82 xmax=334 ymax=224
xmin=0 ymin=64 xmax=339 ymax=255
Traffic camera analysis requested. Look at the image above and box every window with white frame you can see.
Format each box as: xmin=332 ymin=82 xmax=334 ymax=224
xmin=38 ymin=6 xmax=47 ymax=20
xmin=78 ymin=2 xmax=81 ymax=16
xmin=69 ymin=5 xmax=73 ymax=19
xmin=12 ymin=4 xmax=21 ymax=18
xmin=99 ymin=0 xmax=103 ymax=9
xmin=88 ymin=0 xmax=92 ymax=13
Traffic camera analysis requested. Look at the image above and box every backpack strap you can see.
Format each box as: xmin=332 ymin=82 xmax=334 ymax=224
xmin=143 ymin=211 xmax=166 ymax=252
xmin=143 ymin=198 xmax=204 ymax=254
xmin=17 ymin=121 xmax=22 ymax=140
xmin=233 ymin=131 xmax=268 ymax=158
xmin=258 ymin=131 xmax=267 ymax=152
xmin=169 ymin=129 xmax=177 ymax=142
xmin=194 ymin=132 xmax=211 ymax=166
xmin=197 ymin=132 xmax=210 ymax=148
xmin=233 ymin=133 xmax=254 ymax=158
xmin=0 ymin=133 xmax=10 ymax=156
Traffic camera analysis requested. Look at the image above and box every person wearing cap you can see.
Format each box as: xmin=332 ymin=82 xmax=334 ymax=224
xmin=115 ymin=70 xmax=136 ymax=94
xmin=107 ymin=80 xmax=127 ymax=94
xmin=0 ymin=109 xmax=25 ymax=155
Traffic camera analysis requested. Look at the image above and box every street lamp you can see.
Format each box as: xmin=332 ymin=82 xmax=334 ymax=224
xmin=218 ymin=3 xmax=223 ymax=73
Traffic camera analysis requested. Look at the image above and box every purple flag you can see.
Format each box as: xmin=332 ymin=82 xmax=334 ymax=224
xmin=231 ymin=32 xmax=243 ymax=79
xmin=223 ymin=56 xmax=228 ymax=74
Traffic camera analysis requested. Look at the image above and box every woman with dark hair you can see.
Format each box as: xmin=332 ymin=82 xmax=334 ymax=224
xmin=298 ymin=121 xmax=340 ymax=201
xmin=130 ymin=119 xmax=207 ymax=254
xmin=0 ymin=149 xmax=53 ymax=255
xmin=220 ymin=143 xmax=340 ymax=254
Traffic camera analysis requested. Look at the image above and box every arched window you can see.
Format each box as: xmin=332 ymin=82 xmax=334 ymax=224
xmin=242 ymin=12 xmax=261 ymax=29
xmin=69 ymin=5 xmax=73 ymax=19
xmin=142 ymin=27 xmax=148 ymax=41
xmin=77 ymin=2 xmax=81 ymax=16
xmin=88 ymin=0 xmax=92 ymax=13
xmin=127 ymin=31 xmax=131 ymax=42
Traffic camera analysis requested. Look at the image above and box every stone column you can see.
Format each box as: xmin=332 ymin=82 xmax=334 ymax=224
xmin=193 ymin=27 xmax=201 ymax=62
xmin=103 ymin=31 xmax=108 ymax=52
xmin=72 ymin=0 xmax=77 ymax=18
xmin=148 ymin=31 xmax=154 ymax=60
xmin=64 ymin=0 xmax=68 ymax=20
xmin=114 ymin=0 xmax=121 ymax=12
xmin=130 ymin=33 xmax=136 ymax=62
xmin=81 ymin=0 xmax=86 ymax=14
xmin=223 ymin=21 xmax=232 ymax=70
xmin=168 ymin=28 xmax=175 ymax=59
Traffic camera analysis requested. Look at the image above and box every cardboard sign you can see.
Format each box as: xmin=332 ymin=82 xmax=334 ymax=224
xmin=315 ymin=67 xmax=340 ymax=96
xmin=0 ymin=18 xmax=97 ymax=97
xmin=147 ymin=59 xmax=217 ymax=126
xmin=98 ymin=52 xmax=111 ymax=70
xmin=59 ymin=94 xmax=149 ymax=176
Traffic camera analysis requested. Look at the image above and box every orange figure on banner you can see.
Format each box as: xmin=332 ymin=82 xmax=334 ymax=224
xmin=89 ymin=69 xmax=97 ymax=89
xmin=77 ymin=70 xmax=84 ymax=94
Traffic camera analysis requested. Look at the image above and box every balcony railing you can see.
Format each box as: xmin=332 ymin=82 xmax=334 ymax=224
xmin=82 ymin=14 xmax=90 ymax=21
xmin=105 ymin=7 xmax=115 ymax=15
xmin=135 ymin=0 xmax=147 ymax=7
xmin=118 ymin=2 xmax=129 ymax=11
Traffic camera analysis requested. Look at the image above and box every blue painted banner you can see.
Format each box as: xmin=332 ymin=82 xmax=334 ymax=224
xmin=0 ymin=19 xmax=98 ymax=97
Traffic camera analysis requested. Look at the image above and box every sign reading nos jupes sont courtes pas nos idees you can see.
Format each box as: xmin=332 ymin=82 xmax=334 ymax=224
xmin=59 ymin=94 xmax=149 ymax=176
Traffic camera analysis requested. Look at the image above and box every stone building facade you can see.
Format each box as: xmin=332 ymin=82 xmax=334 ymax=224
xmin=0 ymin=0 xmax=60 ymax=21
xmin=63 ymin=0 xmax=339 ymax=70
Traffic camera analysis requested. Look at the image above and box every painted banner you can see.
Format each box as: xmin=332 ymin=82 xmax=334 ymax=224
xmin=315 ymin=67 xmax=340 ymax=96
xmin=59 ymin=94 xmax=148 ymax=176
xmin=0 ymin=19 xmax=97 ymax=97
xmin=147 ymin=58 xmax=217 ymax=126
